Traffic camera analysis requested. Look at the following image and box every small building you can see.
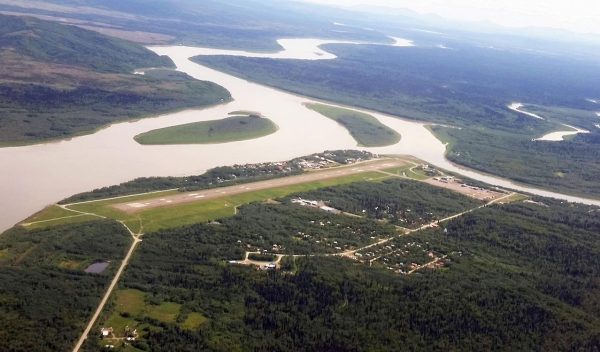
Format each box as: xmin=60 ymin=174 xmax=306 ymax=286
xmin=100 ymin=327 xmax=113 ymax=338
xmin=320 ymin=205 xmax=341 ymax=214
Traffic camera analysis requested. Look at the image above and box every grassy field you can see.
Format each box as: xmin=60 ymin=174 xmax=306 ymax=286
xmin=29 ymin=171 xmax=389 ymax=234
xmin=146 ymin=302 xmax=182 ymax=323
xmin=101 ymin=288 xmax=200 ymax=339
xmin=21 ymin=205 xmax=101 ymax=230
xmin=115 ymin=289 xmax=147 ymax=316
xmin=23 ymin=205 xmax=79 ymax=223
xmin=501 ymin=193 xmax=530 ymax=203
xmin=306 ymin=103 xmax=400 ymax=147
xmin=382 ymin=165 xmax=429 ymax=180
xmin=102 ymin=289 xmax=147 ymax=339
xmin=181 ymin=313 xmax=208 ymax=330
xmin=134 ymin=114 xmax=277 ymax=145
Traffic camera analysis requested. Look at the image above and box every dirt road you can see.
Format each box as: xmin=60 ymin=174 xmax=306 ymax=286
xmin=72 ymin=222 xmax=142 ymax=352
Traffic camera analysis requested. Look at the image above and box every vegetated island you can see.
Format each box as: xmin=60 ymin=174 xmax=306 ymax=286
xmin=0 ymin=14 xmax=231 ymax=146
xmin=306 ymin=103 xmax=400 ymax=147
xmin=134 ymin=112 xmax=278 ymax=145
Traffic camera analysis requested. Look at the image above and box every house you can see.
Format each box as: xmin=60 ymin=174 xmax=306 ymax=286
xmin=100 ymin=327 xmax=113 ymax=338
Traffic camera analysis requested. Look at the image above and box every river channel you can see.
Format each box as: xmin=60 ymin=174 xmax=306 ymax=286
xmin=1 ymin=38 xmax=598 ymax=232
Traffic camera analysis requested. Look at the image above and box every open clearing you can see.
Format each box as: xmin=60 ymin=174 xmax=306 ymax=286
xmin=26 ymin=157 xmax=512 ymax=234
xmin=424 ymin=178 xmax=505 ymax=201
xmin=102 ymin=289 xmax=195 ymax=338
xmin=23 ymin=205 xmax=76 ymax=223
xmin=124 ymin=172 xmax=387 ymax=232
xmin=181 ymin=312 xmax=208 ymax=330
xmin=56 ymin=159 xmax=402 ymax=233
xmin=112 ymin=158 xmax=406 ymax=214
xmin=381 ymin=165 xmax=429 ymax=180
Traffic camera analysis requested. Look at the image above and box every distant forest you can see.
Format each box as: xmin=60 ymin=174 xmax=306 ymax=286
xmin=0 ymin=15 xmax=231 ymax=145
xmin=196 ymin=43 xmax=600 ymax=199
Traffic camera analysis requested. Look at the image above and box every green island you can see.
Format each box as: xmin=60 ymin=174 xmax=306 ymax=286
xmin=306 ymin=103 xmax=401 ymax=147
xmin=1 ymin=151 xmax=598 ymax=351
xmin=134 ymin=113 xmax=278 ymax=145
xmin=0 ymin=14 xmax=231 ymax=146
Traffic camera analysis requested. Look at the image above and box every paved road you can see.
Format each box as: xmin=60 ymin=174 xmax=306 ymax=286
xmin=112 ymin=159 xmax=406 ymax=214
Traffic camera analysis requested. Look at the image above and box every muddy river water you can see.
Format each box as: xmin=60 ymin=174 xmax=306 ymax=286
xmin=1 ymin=38 xmax=598 ymax=232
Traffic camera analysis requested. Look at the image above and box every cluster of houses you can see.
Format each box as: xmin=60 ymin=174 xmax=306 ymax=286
xmin=433 ymin=175 xmax=455 ymax=183
xmin=295 ymin=157 xmax=335 ymax=170
xmin=100 ymin=325 xmax=138 ymax=348
xmin=293 ymin=150 xmax=376 ymax=170
xmin=352 ymin=240 xmax=451 ymax=275
xmin=257 ymin=263 xmax=277 ymax=271
xmin=419 ymin=164 xmax=441 ymax=177
xmin=212 ymin=151 xmax=375 ymax=187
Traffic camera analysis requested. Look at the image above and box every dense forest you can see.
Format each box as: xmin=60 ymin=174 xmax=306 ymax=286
xmin=77 ymin=181 xmax=599 ymax=351
xmin=0 ymin=0 xmax=391 ymax=52
xmin=0 ymin=15 xmax=174 ymax=73
xmin=0 ymin=220 xmax=131 ymax=352
xmin=197 ymin=44 xmax=600 ymax=128
xmin=289 ymin=178 xmax=481 ymax=227
xmin=1 ymin=170 xmax=599 ymax=351
xmin=431 ymin=124 xmax=600 ymax=198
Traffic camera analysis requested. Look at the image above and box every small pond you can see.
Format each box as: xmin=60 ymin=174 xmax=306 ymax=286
xmin=84 ymin=261 xmax=110 ymax=274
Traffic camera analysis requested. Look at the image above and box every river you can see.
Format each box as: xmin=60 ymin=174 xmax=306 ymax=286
xmin=508 ymin=102 xmax=590 ymax=141
xmin=0 ymin=38 xmax=598 ymax=233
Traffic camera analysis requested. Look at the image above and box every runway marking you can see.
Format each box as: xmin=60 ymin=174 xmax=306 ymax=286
xmin=111 ymin=158 xmax=408 ymax=214
xmin=128 ymin=203 xmax=147 ymax=208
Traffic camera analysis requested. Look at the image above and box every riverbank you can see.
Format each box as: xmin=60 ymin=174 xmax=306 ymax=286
xmin=1 ymin=37 xmax=599 ymax=234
